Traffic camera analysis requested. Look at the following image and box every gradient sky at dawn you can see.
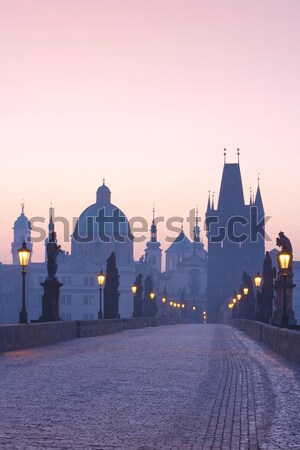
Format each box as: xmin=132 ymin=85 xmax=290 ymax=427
xmin=1 ymin=0 xmax=300 ymax=265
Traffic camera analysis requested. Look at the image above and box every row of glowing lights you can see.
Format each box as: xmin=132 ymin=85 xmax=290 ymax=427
xmin=228 ymin=252 xmax=291 ymax=309
xmin=17 ymin=243 xmax=208 ymax=320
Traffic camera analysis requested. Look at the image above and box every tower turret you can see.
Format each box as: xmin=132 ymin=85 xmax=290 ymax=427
xmin=11 ymin=203 xmax=33 ymax=264
xmin=145 ymin=206 xmax=162 ymax=273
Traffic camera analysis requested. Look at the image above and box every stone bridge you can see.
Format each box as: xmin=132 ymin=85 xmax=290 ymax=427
xmin=1 ymin=324 xmax=300 ymax=449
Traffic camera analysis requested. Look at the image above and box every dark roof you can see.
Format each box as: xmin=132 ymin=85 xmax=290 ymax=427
xmin=254 ymin=185 xmax=264 ymax=213
xmin=217 ymin=163 xmax=245 ymax=214
xmin=166 ymin=231 xmax=193 ymax=253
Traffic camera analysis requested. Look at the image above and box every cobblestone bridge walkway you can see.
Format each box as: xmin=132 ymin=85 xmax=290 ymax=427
xmin=1 ymin=324 xmax=300 ymax=450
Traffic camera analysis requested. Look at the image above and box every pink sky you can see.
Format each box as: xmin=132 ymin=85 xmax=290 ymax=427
xmin=1 ymin=0 xmax=300 ymax=265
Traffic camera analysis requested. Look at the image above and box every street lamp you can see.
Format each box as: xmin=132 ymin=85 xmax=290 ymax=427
xmin=131 ymin=284 xmax=137 ymax=295
xmin=254 ymin=272 xmax=262 ymax=319
xmin=150 ymin=291 xmax=155 ymax=300
xmin=243 ymin=286 xmax=249 ymax=296
xmin=18 ymin=241 xmax=31 ymax=324
xmin=97 ymin=269 xmax=105 ymax=319
xmin=279 ymin=252 xmax=291 ymax=327
xmin=161 ymin=295 xmax=167 ymax=317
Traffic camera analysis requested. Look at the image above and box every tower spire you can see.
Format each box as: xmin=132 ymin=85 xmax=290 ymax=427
xmin=224 ymin=148 xmax=226 ymax=164
xmin=150 ymin=204 xmax=157 ymax=242
xmin=212 ymin=192 xmax=215 ymax=210
xmin=193 ymin=205 xmax=200 ymax=243
xmin=237 ymin=148 xmax=240 ymax=163
xmin=206 ymin=190 xmax=211 ymax=212
xmin=249 ymin=187 xmax=252 ymax=205
xmin=21 ymin=201 xmax=25 ymax=215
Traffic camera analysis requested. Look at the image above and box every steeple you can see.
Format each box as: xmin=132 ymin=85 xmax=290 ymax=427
xmin=249 ymin=187 xmax=253 ymax=206
xmin=254 ymin=175 xmax=264 ymax=213
xmin=193 ymin=206 xmax=200 ymax=243
xmin=150 ymin=205 xmax=157 ymax=243
xmin=206 ymin=191 xmax=211 ymax=213
xmin=211 ymin=192 xmax=215 ymax=211
xmin=145 ymin=205 xmax=162 ymax=272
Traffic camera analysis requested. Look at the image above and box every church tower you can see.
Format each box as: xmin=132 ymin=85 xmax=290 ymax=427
xmin=205 ymin=150 xmax=265 ymax=321
xmin=11 ymin=203 xmax=33 ymax=265
xmin=145 ymin=207 xmax=162 ymax=273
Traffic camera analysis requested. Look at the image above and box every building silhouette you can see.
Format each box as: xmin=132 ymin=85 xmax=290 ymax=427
xmin=205 ymin=156 xmax=265 ymax=321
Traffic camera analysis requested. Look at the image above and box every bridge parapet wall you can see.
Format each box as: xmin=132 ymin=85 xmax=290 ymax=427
xmin=0 ymin=317 xmax=177 ymax=353
xmin=231 ymin=319 xmax=300 ymax=364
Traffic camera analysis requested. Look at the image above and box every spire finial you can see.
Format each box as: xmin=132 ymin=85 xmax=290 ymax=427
xmin=249 ymin=187 xmax=252 ymax=205
xmin=206 ymin=190 xmax=211 ymax=212
xmin=224 ymin=148 xmax=226 ymax=164
xmin=193 ymin=205 xmax=200 ymax=243
xmin=103 ymin=177 xmax=105 ymax=185
xmin=212 ymin=191 xmax=215 ymax=210
xmin=21 ymin=201 xmax=25 ymax=214
xmin=258 ymin=172 xmax=260 ymax=186
xmin=237 ymin=148 xmax=240 ymax=163
xmin=153 ymin=203 xmax=155 ymax=222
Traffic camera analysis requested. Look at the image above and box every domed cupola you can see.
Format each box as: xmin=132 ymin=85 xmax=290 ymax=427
xmin=72 ymin=180 xmax=133 ymax=264
xmin=96 ymin=179 xmax=111 ymax=205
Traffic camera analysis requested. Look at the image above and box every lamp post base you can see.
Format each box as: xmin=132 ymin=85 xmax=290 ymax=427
xmin=19 ymin=309 xmax=28 ymax=324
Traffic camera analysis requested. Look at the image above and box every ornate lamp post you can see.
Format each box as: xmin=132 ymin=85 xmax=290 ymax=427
xmin=18 ymin=241 xmax=31 ymax=324
xmin=278 ymin=252 xmax=290 ymax=327
xmin=97 ymin=269 xmax=105 ymax=319
xmin=254 ymin=272 xmax=262 ymax=320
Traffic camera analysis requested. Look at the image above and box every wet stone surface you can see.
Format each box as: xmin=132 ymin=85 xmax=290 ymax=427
xmin=1 ymin=324 xmax=300 ymax=449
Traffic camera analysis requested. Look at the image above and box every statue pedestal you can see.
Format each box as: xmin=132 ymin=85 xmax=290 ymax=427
xmin=39 ymin=278 xmax=63 ymax=322
xmin=272 ymin=278 xmax=296 ymax=326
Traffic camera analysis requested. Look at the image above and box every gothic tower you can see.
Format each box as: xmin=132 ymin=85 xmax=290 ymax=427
xmin=205 ymin=150 xmax=265 ymax=321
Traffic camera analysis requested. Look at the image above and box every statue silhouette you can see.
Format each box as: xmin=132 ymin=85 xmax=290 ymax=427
xmin=47 ymin=231 xmax=62 ymax=279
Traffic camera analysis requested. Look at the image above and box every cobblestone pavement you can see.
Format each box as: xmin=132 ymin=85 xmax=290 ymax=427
xmin=1 ymin=325 xmax=300 ymax=450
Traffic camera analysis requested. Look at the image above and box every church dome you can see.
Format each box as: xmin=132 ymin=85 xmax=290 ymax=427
xmin=72 ymin=181 xmax=133 ymax=262
xmin=14 ymin=205 xmax=31 ymax=230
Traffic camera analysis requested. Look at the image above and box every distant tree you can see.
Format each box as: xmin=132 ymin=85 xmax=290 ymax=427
xmin=104 ymin=252 xmax=120 ymax=319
